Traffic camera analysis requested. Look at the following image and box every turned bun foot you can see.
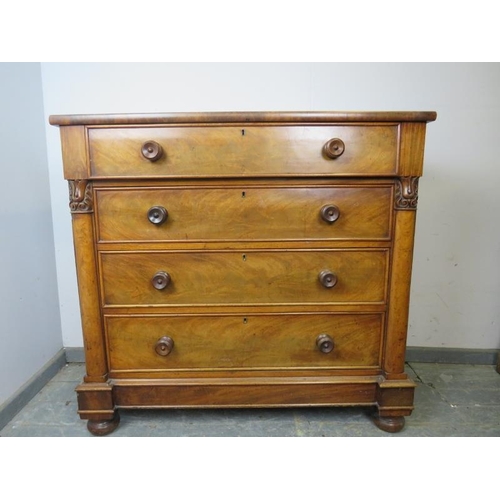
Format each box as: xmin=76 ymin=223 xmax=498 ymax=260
xmin=373 ymin=415 xmax=405 ymax=433
xmin=87 ymin=413 xmax=120 ymax=436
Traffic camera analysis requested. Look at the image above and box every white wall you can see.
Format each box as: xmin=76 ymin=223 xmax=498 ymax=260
xmin=41 ymin=62 xmax=500 ymax=350
xmin=0 ymin=63 xmax=62 ymax=406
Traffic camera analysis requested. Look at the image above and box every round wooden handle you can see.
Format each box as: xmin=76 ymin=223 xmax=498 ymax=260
xmin=148 ymin=206 xmax=168 ymax=225
xmin=323 ymin=138 xmax=345 ymax=159
xmin=316 ymin=334 xmax=334 ymax=353
xmin=318 ymin=270 xmax=337 ymax=288
xmin=320 ymin=204 xmax=340 ymax=223
xmin=155 ymin=336 xmax=174 ymax=356
xmin=152 ymin=271 xmax=171 ymax=290
xmin=141 ymin=141 xmax=163 ymax=161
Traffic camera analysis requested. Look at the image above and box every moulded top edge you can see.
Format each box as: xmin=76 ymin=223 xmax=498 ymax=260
xmin=49 ymin=111 xmax=437 ymax=126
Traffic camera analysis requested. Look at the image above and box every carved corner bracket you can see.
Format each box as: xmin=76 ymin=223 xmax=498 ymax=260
xmin=395 ymin=177 xmax=419 ymax=210
xmin=69 ymin=180 xmax=93 ymax=213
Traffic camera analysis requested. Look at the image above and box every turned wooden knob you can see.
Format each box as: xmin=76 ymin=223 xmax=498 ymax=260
xmin=318 ymin=270 xmax=337 ymax=288
xmin=323 ymin=138 xmax=345 ymax=159
xmin=155 ymin=336 xmax=174 ymax=356
xmin=148 ymin=206 xmax=168 ymax=225
xmin=152 ymin=271 xmax=171 ymax=290
xmin=320 ymin=204 xmax=340 ymax=223
xmin=316 ymin=334 xmax=334 ymax=353
xmin=141 ymin=141 xmax=163 ymax=161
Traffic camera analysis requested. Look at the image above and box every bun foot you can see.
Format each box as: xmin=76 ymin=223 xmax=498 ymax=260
xmin=87 ymin=413 xmax=120 ymax=436
xmin=373 ymin=415 xmax=405 ymax=433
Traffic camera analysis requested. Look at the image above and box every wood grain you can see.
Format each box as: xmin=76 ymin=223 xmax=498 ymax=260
xmin=50 ymin=110 xmax=437 ymax=126
xmin=399 ymin=122 xmax=427 ymax=177
xmin=88 ymin=125 xmax=398 ymax=177
xmin=375 ymin=377 xmax=417 ymax=423
xmin=75 ymin=382 xmax=115 ymax=421
xmin=72 ymin=212 xmax=108 ymax=382
xmin=383 ymin=210 xmax=417 ymax=375
xmin=105 ymin=313 xmax=382 ymax=372
xmin=113 ymin=377 xmax=378 ymax=408
xmin=60 ymin=126 xmax=89 ymax=180
xmin=99 ymin=249 xmax=389 ymax=307
xmin=96 ymin=185 xmax=393 ymax=242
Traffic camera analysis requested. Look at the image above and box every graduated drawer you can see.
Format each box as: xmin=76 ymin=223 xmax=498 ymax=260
xmin=100 ymin=250 xmax=388 ymax=307
xmin=96 ymin=186 xmax=393 ymax=242
xmin=105 ymin=313 xmax=382 ymax=372
xmin=88 ymin=125 xmax=398 ymax=177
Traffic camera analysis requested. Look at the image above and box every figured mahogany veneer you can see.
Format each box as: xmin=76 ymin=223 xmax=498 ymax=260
xmin=105 ymin=313 xmax=383 ymax=373
xmin=51 ymin=111 xmax=436 ymax=435
xmin=95 ymin=185 xmax=393 ymax=243
xmin=88 ymin=125 xmax=399 ymax=178
xmin=99 ymin=249 xmax=388 ymax=307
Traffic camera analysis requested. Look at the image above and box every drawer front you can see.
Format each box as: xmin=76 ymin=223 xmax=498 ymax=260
xmin=105 ymin=314 xmax=382 ymax=371
xmin=89 ymin=125 xmax=398 ymax=177
xmin=100 ymin=250 xmax=388 ymax=306
xmin=96 ymin=186 xmax=392 ymax=242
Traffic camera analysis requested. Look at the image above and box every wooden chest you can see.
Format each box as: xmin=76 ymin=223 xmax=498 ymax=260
xmin=50 ymin=111 xmax=436 ymax=434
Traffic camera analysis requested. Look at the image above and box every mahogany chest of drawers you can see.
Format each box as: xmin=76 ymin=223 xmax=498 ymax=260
xmin=50 ymin=111 xmax=436 ymax=435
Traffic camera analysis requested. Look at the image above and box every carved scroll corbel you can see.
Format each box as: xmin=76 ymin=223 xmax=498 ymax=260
xmin=395 ymin=177 xmax=419 ymax=210
xmin=69 ymin=180 xmax=93 ymax=213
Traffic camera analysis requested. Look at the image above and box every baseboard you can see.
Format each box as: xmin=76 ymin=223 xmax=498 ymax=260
xmin=61 ymin=346 xmax=499 ymax=366
xmin=406 ymin=347 xmax=498 ymax=365
xmin=64 ymin=347 xmax=85 ymax=363
xmin=0 ymin=349 xmax=66 ymax=431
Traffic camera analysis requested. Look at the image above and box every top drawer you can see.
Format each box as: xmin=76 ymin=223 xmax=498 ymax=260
xmin=88 ymin=125 xmax=399 ymax=178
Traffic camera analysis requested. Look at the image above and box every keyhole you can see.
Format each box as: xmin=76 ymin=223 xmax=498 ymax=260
xmin=241 ymin=129 xmax=245 ymax=136
xmin=243 ymin=317 xmax=248 ymax=324
xmin=242 ymin=254 xmax=246 ymax=261
xmin=242 ymin=191 xmax=246 ymax=198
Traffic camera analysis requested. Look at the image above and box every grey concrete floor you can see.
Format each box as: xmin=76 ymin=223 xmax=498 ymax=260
xmin=1 ymin=362 xmax=499 ymax=436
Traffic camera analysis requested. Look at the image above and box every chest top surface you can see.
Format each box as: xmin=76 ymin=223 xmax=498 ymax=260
xmin=50 ymin=110 xmax=437 ymax=126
